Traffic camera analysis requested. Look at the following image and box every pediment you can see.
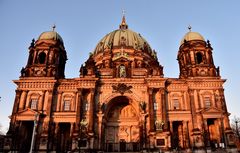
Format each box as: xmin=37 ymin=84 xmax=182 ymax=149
xmin=15 ymin=108 xmax=39 ymax=121
xmin=201 ymin=107 xmax=221 ymax=114
xmin=18 ymin=108 xmax=38 ymax=115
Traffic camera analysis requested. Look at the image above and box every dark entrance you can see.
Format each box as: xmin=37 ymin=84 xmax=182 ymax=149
xmin=57 ymin=123 xmax=71 ymax=153
xmin=120 ymin=139 xmax=126 ymax=152
xmin=18 ymin=121 xmax=34 ymax=153
xmin=171 ymin=121 xmax=184 ymax=150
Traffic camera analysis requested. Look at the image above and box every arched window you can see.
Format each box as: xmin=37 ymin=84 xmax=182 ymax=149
xmin=38 ymin=52 xmax=46 ymax=64
xmin=204 ymin=96 xmax=211 ymax=108
xmin=63 ymin=100 xmax=71 ymax=111
xmin=172 ymin=99 xmax=180 ymax=110
xmin=196 ymin=52 xmax=203 ymax=64
xmin=30 ymin=99 xmax=38 ymax=110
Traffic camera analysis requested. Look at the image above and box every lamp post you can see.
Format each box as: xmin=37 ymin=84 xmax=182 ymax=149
xmin=29 ymin=113 xmax=38 ymax=153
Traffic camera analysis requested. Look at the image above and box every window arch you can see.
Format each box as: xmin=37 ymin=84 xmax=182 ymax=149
xmin=29 ymin=93 xmax=40 ymax=110
xmin=38 ymin=52 xmax=46 ymax=64
xmin=63 ymin=100 xmax=71 ymax=111
xmin=172 ymin=99 xmax=180 ymax=110
xmin=30 ymin=99 xmax=38 ymax=110
xmin=196 ymin=52 xmax=203 ymax=64
xmin=170 ymin=93 xmax=182 ymax=110
xmin=201 ymin=91 xmax=212 ymax=108
xmin=204 ymin=96 xmax=211 ymax=108
xmin=62 ymin=94 xmax=74 ymax=111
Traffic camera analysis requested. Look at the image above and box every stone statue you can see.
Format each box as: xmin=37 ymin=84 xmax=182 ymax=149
xmin=139 ymin=101 xmax=146 ymax=112
xmin=119 ymin=65 xmax=126 ymax=77
xmin=20 ymin=67 xmax=25 ymax=77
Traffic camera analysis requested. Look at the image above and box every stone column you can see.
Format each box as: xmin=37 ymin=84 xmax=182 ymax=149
xmin=43 ymin=91 xmax=49 ymax=112
xmin=19 ymin=90 xmax=27 ymax=110
xmin=141 ymin=113 xmax=147 ymax=149
xmin=56 ymin=91 xmax=63 ymax=112
xmin=148 ymin=88 xmax=155 ymax=132
xmin=10 ymin=90 xmax=21 ymax=131
xmin=184 ymin=121 xmax=190 ymax=149
xmin=88 ymin=89 xmax=95 ymax=150
xmin=88 ymin=89 xmax=95 ymax=133
xmin=76 ymin=89 xmax=82 ymax=129
xmin=97 ymin=112 xmax=104 ymax=150
xmin=161 ymin=89 xmax=168 ymax=130
xmin=189 ymin=90 xmax=197 ymax=129
xmin=158 ymin=89 xmax=163 ymax=122
xmin=183 ymin=121 xmax=189 ymax=149
xmin=38 ymin=91 xmax=45 ymax=111
xmin=169 ymin=121 xmax=173 ymax=134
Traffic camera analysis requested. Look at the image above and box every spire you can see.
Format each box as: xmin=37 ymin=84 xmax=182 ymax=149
xmin=119 ymin=10 xmax=128 ymax=29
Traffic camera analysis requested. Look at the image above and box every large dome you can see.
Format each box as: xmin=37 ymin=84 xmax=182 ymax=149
xmin=93 ymin=16 xmax=154 ymax=56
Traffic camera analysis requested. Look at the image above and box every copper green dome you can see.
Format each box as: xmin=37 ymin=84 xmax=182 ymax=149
xmin=180 ymin=31 xmax=205 ymax=45
xmin=38 ymin=28 xmax=64 ymax=44
xmin=93 ymin=16 xmax=153 ymax=55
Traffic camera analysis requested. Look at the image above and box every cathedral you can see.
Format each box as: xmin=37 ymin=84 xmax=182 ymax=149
xmin=4 ymin=16 xmax=237 ymax=153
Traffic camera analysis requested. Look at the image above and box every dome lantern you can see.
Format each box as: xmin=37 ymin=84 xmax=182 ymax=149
xmin=119 ymin=14 xmax=128 ymax=30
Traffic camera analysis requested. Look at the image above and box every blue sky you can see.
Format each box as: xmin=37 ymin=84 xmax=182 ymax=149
xmin=0 ymin=0 xmax=239 ymax=133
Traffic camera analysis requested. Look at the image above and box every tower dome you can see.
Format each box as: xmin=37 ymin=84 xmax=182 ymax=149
xmin=38 ymin=26 xmax=64 ymax=44
xmin=180 ymin=27 xmax=205 ymax=45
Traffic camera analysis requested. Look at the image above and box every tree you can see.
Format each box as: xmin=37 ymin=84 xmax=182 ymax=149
xmin=231 ymin=116 xmax=240 ymax=141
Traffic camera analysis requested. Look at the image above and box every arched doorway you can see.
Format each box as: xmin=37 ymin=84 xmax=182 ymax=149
xmin=104 ymin=96 xmax=140 ymax=152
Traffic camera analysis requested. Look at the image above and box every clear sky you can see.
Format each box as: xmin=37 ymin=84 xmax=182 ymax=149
xmin=0 ymin=0 xmax=239 ymax=133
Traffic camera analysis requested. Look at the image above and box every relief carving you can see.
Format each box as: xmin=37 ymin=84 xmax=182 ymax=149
xmin=112 ymin=83 xmax=132 ymax=95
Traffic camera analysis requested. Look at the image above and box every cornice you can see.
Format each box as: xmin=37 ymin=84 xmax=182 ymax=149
xmin=14 ymin=79 xmax=56 ymax=90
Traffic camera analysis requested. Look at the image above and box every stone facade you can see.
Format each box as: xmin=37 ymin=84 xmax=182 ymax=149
xmin=4 ymin=16 xmax=237 ymax=152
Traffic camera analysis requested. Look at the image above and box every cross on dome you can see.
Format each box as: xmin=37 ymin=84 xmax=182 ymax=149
xmin=188 ymin=25 xmax=192 ymax=32
xmin=119 ymin=10 xmax=128 ymax=29
xmin=52 ymin=24 xmax=56 ymax=31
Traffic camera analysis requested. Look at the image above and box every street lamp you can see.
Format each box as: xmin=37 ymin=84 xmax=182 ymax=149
xmin=29 ymin=113 xmax=38 ymax=153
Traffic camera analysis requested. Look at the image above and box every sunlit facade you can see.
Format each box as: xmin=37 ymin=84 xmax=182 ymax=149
xmin=4 ymin=16 xmax=237 ymax=152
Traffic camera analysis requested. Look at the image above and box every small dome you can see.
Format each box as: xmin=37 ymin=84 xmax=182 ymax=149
xmin=38 ymin=31 xmax=64 ymax=44
xmin=180 ymin=31 xmax=205 ymax=45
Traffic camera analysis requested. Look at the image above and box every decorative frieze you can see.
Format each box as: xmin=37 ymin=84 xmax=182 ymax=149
xmin=187 ymin=80 xmax=225 ymax=89
xmin=15 ymin=80 xmax=56 ymax=90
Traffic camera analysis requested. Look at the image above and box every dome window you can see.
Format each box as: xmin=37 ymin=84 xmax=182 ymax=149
xmin=38 ymin=52 xmax=46 ymax=64
xmin=196 ymin=52 xmax=203 ymax=64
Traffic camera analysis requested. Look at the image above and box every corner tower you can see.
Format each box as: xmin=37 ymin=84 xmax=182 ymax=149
xmin=177 ymin=27 xmax=219 ymax=78
xmin=22 ymin=26 xmax=67 ymax=79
